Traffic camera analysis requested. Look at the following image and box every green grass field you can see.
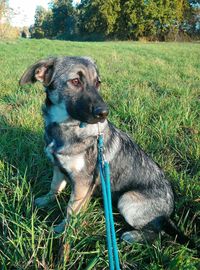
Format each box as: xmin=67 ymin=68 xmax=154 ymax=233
xmin=0 ymin=39 xmax=199 ymax=269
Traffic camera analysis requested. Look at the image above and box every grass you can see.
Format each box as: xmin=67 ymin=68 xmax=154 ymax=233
xmin=0 ymin=39 xmax=199 ymax=269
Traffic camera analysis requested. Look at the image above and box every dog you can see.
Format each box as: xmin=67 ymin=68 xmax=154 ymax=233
xmin=19 ymin=56 xmax=191 ymax=245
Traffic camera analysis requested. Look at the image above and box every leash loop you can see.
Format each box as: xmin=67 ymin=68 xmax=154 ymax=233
xmin=97 ymin=126 xmax=120 ymax=270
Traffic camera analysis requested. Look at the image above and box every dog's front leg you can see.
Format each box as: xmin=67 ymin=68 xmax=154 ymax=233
xmin=35 ymin=166 xmax=67 ymax=208
xmin=54 ymin=181 xmax=94 ymax=233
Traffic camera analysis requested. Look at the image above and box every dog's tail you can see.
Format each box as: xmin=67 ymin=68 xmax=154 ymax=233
xmin=162 ymin=217 xmax=196 ymax=250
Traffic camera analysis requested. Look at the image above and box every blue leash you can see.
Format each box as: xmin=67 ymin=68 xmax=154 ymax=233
xmin=80 ymin=122 xmax=120 ymax=269
xmin=97 ymin=133 xmax=121 ymax=270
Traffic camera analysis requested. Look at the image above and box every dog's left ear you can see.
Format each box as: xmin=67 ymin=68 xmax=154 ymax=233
xmin=19 ymin=57 xmax=56 ymax=86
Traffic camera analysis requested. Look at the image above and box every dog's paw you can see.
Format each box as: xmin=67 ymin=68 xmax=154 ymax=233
xmin=121 ymin=231 xmax=135 ymax=244
xmin=121 ymin=230 xmax=156 ymax=244
xmin=35 ymin=193 xmax=56 ymax=208
xmin=54 ymin=219 xmax=68 ymax=234
xmin=121 ymin=231 xmax=143 ymax=244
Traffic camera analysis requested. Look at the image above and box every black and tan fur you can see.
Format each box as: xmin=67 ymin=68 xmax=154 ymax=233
xmin=19 ymin=56 xmax=192 ymax=245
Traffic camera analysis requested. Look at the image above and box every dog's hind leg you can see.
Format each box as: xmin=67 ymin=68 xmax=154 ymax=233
xmin=118 ymin=191 xmax=172 ymax=244
xmin=35 ymin=166 xmax=67 ymax=208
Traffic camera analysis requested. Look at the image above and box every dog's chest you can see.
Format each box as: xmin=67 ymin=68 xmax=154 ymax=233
xmin=44 ymin=104 xmax=106 ymax=176
xmin=57 ymin=153 xmax=85 ymax=174
xmin=45 ymin=142 xmax=85 ymax=174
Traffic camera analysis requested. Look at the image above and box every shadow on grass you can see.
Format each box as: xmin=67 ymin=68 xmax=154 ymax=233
xmin=0 ymin=123 xmax=48 ymax=183
xmin=0 ymin=121 xmax=73 ymax=266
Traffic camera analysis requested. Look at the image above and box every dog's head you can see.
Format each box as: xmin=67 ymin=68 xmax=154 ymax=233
xmin=19 ymin=57 xmax=109 ymax=124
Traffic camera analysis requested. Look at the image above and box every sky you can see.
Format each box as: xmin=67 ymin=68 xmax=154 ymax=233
xmin=9 ymin=0 xmax=80 ymax=27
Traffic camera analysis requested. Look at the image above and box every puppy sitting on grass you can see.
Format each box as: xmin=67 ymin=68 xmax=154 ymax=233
xmin=19 ymin=56 xmax=191 ymax=245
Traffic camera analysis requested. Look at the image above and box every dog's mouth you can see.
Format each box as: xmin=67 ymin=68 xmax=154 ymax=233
xmin=87 ymin=117 xmax=106 ymax=124
xmin=66 ymin=97 xmax=109 ymax=125
xmin=68 ymin=104 xmax=109 ymax=125
xmin=75 ymin=113 xmax=108 ymax=125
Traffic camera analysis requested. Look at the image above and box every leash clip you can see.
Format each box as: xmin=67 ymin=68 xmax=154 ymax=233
xmin=97 ymin=134 xmax=105 ymax=163
xmin=97 ymin=123 xmax=107 ymax=163
xmin=79 ymin=122 xmax=87 ymax=128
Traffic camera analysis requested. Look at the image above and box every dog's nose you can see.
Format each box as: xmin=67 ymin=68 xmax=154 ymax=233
xmin=93 ymin=106 xmax=109 ymax=119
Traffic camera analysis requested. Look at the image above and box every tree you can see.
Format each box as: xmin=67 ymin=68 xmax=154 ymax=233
xmin=0 ymin=0 xmax=9 ymax=23
xmin=186 ymin=1 xmax=200 ymax=37
xmin=0 ymin=0 xmax=19 ymax=40
xmin=116 ymin=0 xmax=147 ymax=39
xmin=21 ymin=26 xmax=30 ymax=38
xmin=151 ymin=0 xmax=189 ymax=40
xmin=116 ymin=0 xmax=191 ymax=40
xmin=0 ymin=0 xmax=12 ymax=23
xmin=50 ymin=0 xmax=76 ymax=38
xmin=78 ymin=0 xmax=120 ymax=39
xmin=31 ymin=6 xmax=48 ymax=38
xmin=42 ymin=10 xmax=54 ymax=38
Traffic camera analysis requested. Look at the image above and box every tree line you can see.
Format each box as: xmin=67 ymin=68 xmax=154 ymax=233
xmin=30 ymin=0 xmax=200 ymax=41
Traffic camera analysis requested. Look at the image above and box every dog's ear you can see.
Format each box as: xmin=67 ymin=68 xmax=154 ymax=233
xmin=19 ymin=58 xmax=56 ymax=86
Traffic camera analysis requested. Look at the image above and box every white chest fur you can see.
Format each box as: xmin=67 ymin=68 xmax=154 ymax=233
xmin=57 ymin=153 xmax=85 ymax=173
xmin=45 ymin=141 xmax=85 ymax=174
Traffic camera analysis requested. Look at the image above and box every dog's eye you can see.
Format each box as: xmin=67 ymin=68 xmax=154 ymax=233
xmin=70 ymin=78 xmax=81 ymax=87
xmin=95 ymin=80 xmax=101 ymax=88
